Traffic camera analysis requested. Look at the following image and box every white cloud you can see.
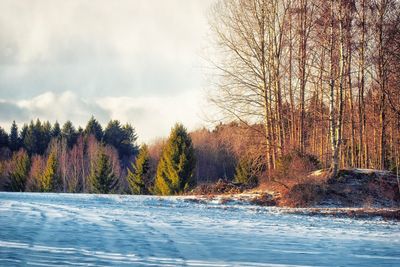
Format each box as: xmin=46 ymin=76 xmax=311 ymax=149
xmin=15 ymin=91 xmax=109 ymax=126
xmin=0 ymin=0 xmax=215 ymax=98
xmin=0 ymin=0 xmax=217 ymax=140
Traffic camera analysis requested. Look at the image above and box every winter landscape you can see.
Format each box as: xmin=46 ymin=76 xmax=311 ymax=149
xmin=1 ymin=192 xmax=400 ymax=266
xmin=1 ymin=0 xmax=400 ymax=266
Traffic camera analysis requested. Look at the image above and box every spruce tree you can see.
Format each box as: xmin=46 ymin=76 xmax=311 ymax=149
xmin=233 ymin=158 xmax=258 ymax=187
xmin=104 ymin=120 xmax=138 ymax=158
xmin=62 ymin=121 xmax=78 ymax=148
xmin=40 ymin=151 xmax=60 ymax=192
xmin=23 ymin=120 xmax=41 ymax=154
xmin=40 ymin=121 xmax=52 ymax=154
xmin=85 ymin=116 xmax=103 ymax=141
xmin=52 ymin=121 xmax=61 ymax=139
xmin=154 ymin=123 xmax=195 ymax=195
xmin=20 ymin=124 xmax=28 ymax=149
xmin=9 ymin=121 xmax=20 ymax=151
xmin=8 ymin=150 xmax=30 ymax=191
xmin=0 ymin=127 xmax=9 ymax=149
xmin=90 ymin=151 xmax=116 ymax=194
xmin=127 ymin=144 xmax=151 ymax=194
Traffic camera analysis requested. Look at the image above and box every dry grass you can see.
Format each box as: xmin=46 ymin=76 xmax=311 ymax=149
xmin=260 ymin=168 xmax=400 ymax=208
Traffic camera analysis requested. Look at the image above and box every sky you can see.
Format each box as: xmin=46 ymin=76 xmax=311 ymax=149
xmin=0 ymin=0 xmax=216 ymax=142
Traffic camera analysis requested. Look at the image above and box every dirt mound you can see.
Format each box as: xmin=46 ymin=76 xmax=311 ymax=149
xmin=190 ymin=179 xmax=247 ymax=195
xmin=281 ymin=169 xmax=400 ymax=208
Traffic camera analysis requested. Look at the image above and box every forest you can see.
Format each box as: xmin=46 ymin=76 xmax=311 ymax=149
xmin=0 ymin=0 xmax=399 ymax=196
xmin=208 ymin=0 xmax=400 ymax=179
xmin=0 ymin=116 xmax=266 ymax=194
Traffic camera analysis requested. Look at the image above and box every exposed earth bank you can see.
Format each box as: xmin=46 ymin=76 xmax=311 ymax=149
xmin=187 ymin=168 xmax=400 ymax=220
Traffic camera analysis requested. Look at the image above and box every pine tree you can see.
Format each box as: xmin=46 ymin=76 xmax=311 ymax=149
xmin=127 ymin=144 xmax=151 ymax=194
xmin=23 ymin=120 xmax=42 ymax=155
xmin=20 ymin=124 xmax=28 ymax=147
xmin=40 ymin=151 xmax=60 ymax=192
xmin=233 ymin=158 xmax=258 ymax=187
xmin=52 ymin=121 xmax=61 ymax=139
xmin=41 ymin=121 xmax=52 ymax=154
xmin=104 ymin=120 xmax=138 ymax=158
xmin=8 ymin=149 xmax=30 ymax=191
xmin=0 ymin=127 xmax=9 ymax=149
xmin=90 ymin=151 xmax=116 ymax=194
xmin=62 ymin=121 xmax=78 ymax=148
xmin=9 ymin=121 xmax=20 ymax=151
xmin=85 ymin=116 xmax=103 ymax=141
xmin=154 ymin=123 xmax=195 ymax=195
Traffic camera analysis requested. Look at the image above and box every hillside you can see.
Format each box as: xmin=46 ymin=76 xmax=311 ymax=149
xmin=280 ymin=169 xmax=400 ymax=208
xmin=191 ymin=169 xmax=400 ymax=209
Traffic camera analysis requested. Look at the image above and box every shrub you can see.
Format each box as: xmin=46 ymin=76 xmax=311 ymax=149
xmin=234 ymin=158 xmax=258 ymax=187
xmin=274 ymin=150 xmax=321 ymax=182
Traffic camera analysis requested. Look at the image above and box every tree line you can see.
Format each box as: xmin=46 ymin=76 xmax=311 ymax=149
xmin=209 ymin=0 xmax=400 ymax=178
xmin=1 ymin=118 xmax=227 ymax=194
xmin=0 ymin=118 xmax=138 ymax=159
xmin=0 ymin=117 xmax=137 ymax=192
xmin=0 ymin=118 xmax=262 ymax=194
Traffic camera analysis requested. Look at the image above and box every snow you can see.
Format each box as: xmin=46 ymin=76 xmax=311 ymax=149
xmin=348 ymin=168 xmax=392 ymax=176
xmin=309 ymin=168 xmax=393 ymax=177
xmin=310 ymin=169 xmax=325 ymax=176
xmin=0 ymin=193 xmax=399 ymax=266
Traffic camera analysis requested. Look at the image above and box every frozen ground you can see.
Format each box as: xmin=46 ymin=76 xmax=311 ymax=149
xmin=0 ymin=193 xmax=399 ymax=266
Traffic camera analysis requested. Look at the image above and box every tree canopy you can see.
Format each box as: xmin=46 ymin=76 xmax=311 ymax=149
xmin=85 ymin=116 xmax=103 ymax=141
xmin=103 ymin=120 xmax=138 ymax=159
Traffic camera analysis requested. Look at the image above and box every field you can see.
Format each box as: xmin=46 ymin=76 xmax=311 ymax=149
xmin=0 ymin=192 xmax=399 ymax=266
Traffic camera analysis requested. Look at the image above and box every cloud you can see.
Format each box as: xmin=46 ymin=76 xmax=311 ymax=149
xmin=0 ymin=0 xmax=215 ymax=99
xmin=97 ymin=90 xmax=205 ymax=142
xmin=0 ymin=0 xmax=216 ymax=140
xmin=16 ymin=91 xmax=110 ymax=125
xmin=0 ymin=101 xmax=29 ymax=122
xmin=0 ymin=91 xmax=109 ymax=130
xmin=0 ymin=90 xmax=206 ymax=142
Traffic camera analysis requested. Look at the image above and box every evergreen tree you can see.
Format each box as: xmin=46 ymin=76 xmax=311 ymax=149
xmin=154 ymin=123 xmax=195 ymax=195
xmin=77 ymin=126 xmax=84 ymax=135
xmin=8 ymin=150 xmax=30 ymax=191
xmin=52 ymin=121 xmax=61 ymax=139
xmin=121 ymin=124 xmax=139 ymax=156
xmin=233 ymin=158 xmax=258 ymax=187
xmin=90 ymin=151 xmax=116 ymax=194
xmin=20 ymin=124 xmax=28 ymax=148
xmin=62 ymin=121 xmax=78 ymax=148
xmin=21 ymin=119 xmax=51 ymax=155
xmin=40 ymin=121 xmax=52 ymax=153
xmin=127 ymin=144 xmax=151 ymax=194
xmin=23 ymin=120 xmax=40 ymax=154
xmin=34 ymin=119 xmax=43 ymax=153
xmin=104 ymin=120 xmax=138 ymax=158
xmin=40 ymin=151 xmax=60 ymax=192
xmin=9 ymin=121 xmax=20 ymax=151
xmin=0 ymin=127 xmax=9 ymax=149
xmin=85 ymin=116 xmax=103 ymax=141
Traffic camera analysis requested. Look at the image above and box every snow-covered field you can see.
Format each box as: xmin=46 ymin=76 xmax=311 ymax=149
xmin=0 ymin=193 xmax=399 ymax=266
